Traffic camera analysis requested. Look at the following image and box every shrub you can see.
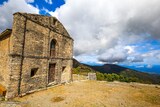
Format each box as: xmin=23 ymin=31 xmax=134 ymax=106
xmin=96 ymin=72 xmax=141 ymax=83
xmin=96 ymin=72 xmax=105 ymax=80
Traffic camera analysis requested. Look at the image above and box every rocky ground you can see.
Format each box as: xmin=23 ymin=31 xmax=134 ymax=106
xmin=1 ymin=79 xmax=160 ymax=107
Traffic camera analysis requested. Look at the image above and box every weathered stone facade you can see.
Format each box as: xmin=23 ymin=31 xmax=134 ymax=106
xmin=88 ymin=73 xmax=97 ymax=80
xmin=0 ymin=12 xmax=73 ymax=99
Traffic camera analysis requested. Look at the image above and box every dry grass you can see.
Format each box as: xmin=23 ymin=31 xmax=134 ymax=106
xmin=51 ymin=96 xmax=65 ymax=102
xmin=11 ymin=81 xmax=160 ymax=107
xmin=131 ymin=85 xmax=160 ymax=105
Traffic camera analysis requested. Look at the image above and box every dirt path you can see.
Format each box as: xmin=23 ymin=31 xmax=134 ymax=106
xmin=8 ymin=81 xmax=160 ymax=107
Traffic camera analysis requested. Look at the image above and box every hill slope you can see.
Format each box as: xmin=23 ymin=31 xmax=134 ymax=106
xmin=88 ymin=64 xmax=160 ymax=84
xmin=73 ymin=59 xmax=160 ymax=84
xmin=89 ymin=64 xmax=127 ymax=74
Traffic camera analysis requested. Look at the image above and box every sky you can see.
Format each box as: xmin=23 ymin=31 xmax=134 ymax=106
xmin=0 ymin=0 xmax=160 ymax=74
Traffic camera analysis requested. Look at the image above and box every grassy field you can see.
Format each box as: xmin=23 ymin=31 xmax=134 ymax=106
xmin=7 ymin=80 xmax=160 ymax=107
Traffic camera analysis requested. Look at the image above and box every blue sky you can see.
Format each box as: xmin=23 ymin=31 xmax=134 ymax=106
xmin=0 ymin=0 xmax=65 ymax=15
xmin=29 ymin=0 xmax=65 ymax=15
xmin=0 ymin=0 xmax=160 ymax=74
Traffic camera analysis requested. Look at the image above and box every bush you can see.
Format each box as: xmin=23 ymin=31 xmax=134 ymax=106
xmin=96 ymin=72 xmax=141 ymax=83
xmin=96 ymin=72 xmax=105 ymax=80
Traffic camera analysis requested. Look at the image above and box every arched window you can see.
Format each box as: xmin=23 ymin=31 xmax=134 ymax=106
xmin=50 ymin=39 xmax=56 ymax=57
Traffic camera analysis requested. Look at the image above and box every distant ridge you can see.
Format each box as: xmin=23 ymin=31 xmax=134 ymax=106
xmin=89 ymin=64 xmax=127 ymax=74
xmin=73 ymin=58 xmax=160 ymax=84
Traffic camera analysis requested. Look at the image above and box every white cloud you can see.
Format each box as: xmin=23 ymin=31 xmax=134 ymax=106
xmin=44 ymin=0 xmax=52 ymax=5
xmin=128 ymin=55 xmax=144 ymax=63
xmin=136 ymin=65 xmax=144 ymax=68
xmin=97 ymin=45 xmax=144 ymax=63
xmin=25 ymin=0 xmax=34 ymax=3
xmin=1 ymin=0 xmax=159 ymax=65
xmin=141 ymin=50 xmax=160 ymax=65
xmin=157 ymin=54 xmax=160 ymax=59
xmin=147 ymin=64 xmax=153 ymax=68
xmin=142 ymin=50 xmax=160 ymax=58
xmin=52 ymin=0 xmax=160 ymax=64
xmin=49 ymin=11 xmax=59 ymax=18
xmin=75 ymin=53 xmax=99 ymax=64
xmin=0 ymin=0 xmax=39 ymax=33
xmin=98 ymin=46 xmax=128 ymax=63
xmin=124 ymin=46 xmax=136 ymax=54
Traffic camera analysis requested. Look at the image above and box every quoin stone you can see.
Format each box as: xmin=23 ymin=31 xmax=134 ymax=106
xmin=0 ymin=12 xmax=73 ymax=99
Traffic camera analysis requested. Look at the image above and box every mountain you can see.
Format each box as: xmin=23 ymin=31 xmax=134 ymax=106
xmin=72 ymin=59 xmax=96 ymax=76
xmin=88 ymin=64 xmax=127 ymax=74
xmin=73 ymin=59 xmax=160 ymax=84
xmin=124 ymin=65 xmax=160 ymax=74
xmin=73 ymin=58 xmax=81 ymax=68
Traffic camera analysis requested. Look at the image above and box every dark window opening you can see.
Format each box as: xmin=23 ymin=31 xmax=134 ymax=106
xmin=31 ymin=68 xmax=38 ymax=77
xmin=2 ymin=91 xmax=6 ymax=96
xmin=53 ymin=19 xmax=57 ymax=25
xmin=62 ymin=66 xmax=66 ymax=72
xmin=50 ymin=40 xmax=56 ymax=57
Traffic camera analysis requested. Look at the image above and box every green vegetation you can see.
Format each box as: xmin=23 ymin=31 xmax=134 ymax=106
xmin=73 ymin=66 xmax=141 ymax=83
xmin=96 ymin=72 xmax=140 ymax=83
xmin=72 ymin=65 xmax=95 ymax=76
xmin=72 ymin=59 xmax=160 ymax=84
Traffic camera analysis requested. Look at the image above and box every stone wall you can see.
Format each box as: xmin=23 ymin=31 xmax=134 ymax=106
xmin=17 ymin=19 xmax=49 ymax=94
xmin=0 ymin=34 xmax=11 ymax=89
xmin=5 ymin=12 xmax=73 ymax=99
xmin=6 ymin=13 xmax=27 ymax=99
xmin=20 ymin=13 xmax=70 ymax=37
xmin=61 ymin=60 xmax=73 ymax=83
xmin=88 ymin=73 xmax=97 ymax=80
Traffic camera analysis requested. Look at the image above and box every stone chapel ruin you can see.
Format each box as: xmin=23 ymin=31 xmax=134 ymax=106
xmin=0 ymin=12 xmax=73 ymax=99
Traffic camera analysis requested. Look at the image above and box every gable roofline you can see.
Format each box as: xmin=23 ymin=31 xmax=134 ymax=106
xmin=0 ymin=29 xmax=12 ymax=40
xmin=13 ymin=12 xmax=73 ymax=41
xmin=13 ymin=12 xmax=53 ymax=18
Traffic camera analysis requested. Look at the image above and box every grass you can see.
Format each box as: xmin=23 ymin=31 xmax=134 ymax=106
xmin=51 ymin=96 xmax=65 ymax=102
xmin=145 ymin=95 xmax=160 ymax=105
xmin=10 ymin=80 xmax=160 ymax=107
xmin=130 ymin=84 xmax=160 ymax=106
